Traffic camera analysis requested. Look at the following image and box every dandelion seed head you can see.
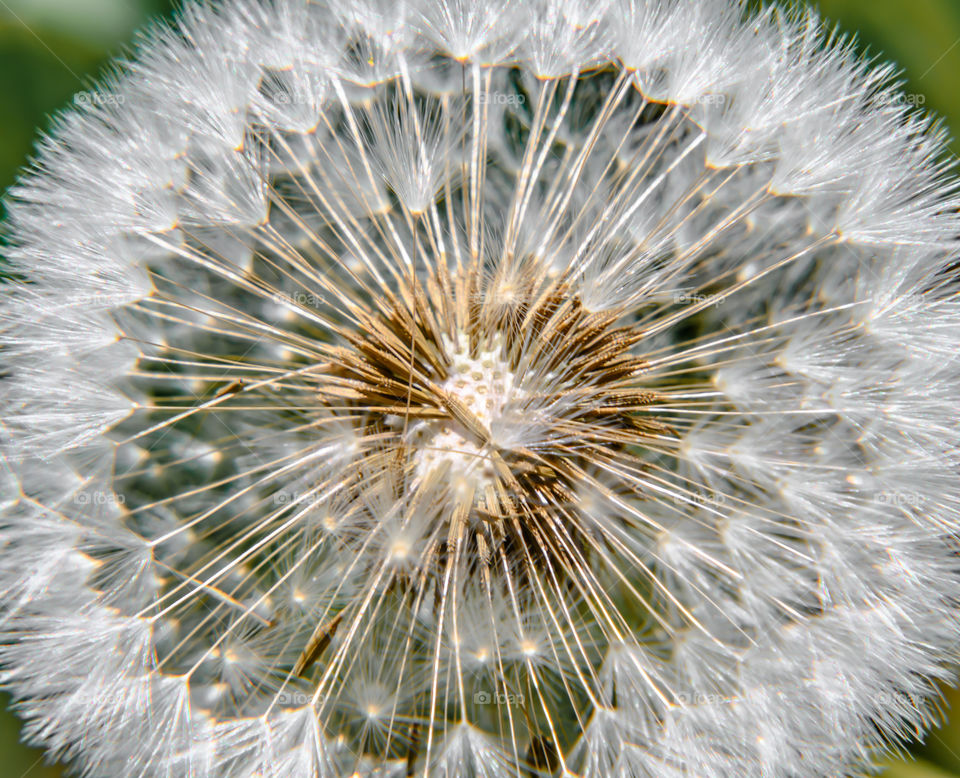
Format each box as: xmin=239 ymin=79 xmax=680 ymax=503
xmin=2 ymin=0 xmax=960 ymax=776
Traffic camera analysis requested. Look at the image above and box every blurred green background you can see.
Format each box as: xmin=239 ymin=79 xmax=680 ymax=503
xmin=1 ymin=0 xmax=960 ymax=775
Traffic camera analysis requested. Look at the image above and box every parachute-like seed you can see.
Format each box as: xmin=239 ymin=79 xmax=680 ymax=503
xmin=2 ymin=1 xmax=960 ymax=777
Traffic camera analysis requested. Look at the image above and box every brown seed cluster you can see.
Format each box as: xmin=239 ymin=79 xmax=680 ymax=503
xmin=313 ymin=259 xmax=669 ymax=543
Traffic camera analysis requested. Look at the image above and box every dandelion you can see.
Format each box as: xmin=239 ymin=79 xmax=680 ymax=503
xmin=2 ymin=0 xmax=960 ymax=776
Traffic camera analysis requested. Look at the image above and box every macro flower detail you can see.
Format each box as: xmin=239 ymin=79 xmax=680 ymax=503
xmin=2 ymin=0 xmax=960 ymax=776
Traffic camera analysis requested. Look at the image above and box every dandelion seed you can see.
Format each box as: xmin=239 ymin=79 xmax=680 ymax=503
xmin=2 ymin=1 xmax=960 ymax=776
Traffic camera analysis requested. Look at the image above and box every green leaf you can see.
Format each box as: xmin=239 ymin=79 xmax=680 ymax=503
xmin=880 ymin=755 xmax=960 ymax=778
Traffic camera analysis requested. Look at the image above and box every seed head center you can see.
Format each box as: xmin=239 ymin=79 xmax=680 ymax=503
xmin=411 ymin=331 xmax=517 ymax=489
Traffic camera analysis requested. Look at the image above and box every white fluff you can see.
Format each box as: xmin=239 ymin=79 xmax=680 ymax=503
xmin=2 ymin=1 xmax=960 ymax=777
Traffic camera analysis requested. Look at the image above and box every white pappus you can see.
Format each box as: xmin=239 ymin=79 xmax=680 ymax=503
xmin=1 ymin=1 xmax=960 ymax=777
